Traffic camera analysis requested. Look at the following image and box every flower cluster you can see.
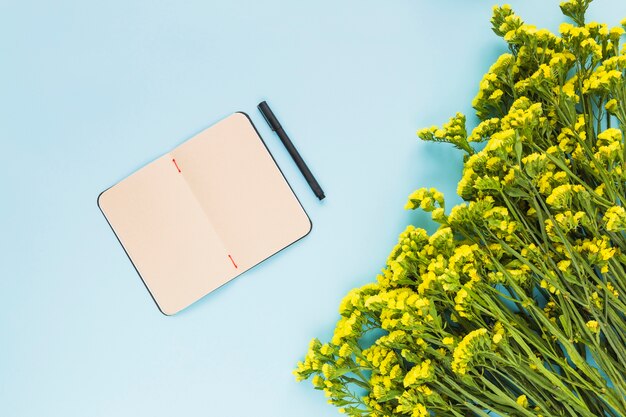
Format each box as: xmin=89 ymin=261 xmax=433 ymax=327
xmin=417 ymin=113 xmax=473 ymax=155
xmin=296 ymin=2 xmax=626 ymax=417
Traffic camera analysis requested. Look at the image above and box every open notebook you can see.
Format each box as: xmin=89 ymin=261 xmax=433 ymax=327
xmin=98 ymin=113 xmax=312 ymax=315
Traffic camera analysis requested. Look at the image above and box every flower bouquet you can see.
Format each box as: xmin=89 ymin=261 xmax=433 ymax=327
xmin=295 ymin=1 xmax=626 ymax=416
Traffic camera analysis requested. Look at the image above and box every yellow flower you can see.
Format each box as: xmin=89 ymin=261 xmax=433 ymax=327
xmin=605 ymin=98 xmax=618 ymax=113
xmin=489 ymin=89 xmax=504 ymax=100
xmin=331 ymin=313 xmax=359 ymax=345
xmin=557 ymin=260 xmax=571 ymax=272
xmin=516 ymin=394 xmax=529 ymax=408
xmin=600 ymin=246 xmax=616 ymax=261
xmin=418 ymin=113 xmax=473 ymax=154
xmin=559 ymin=20 xmax=573 ymax=33
xmin=545 ymin=184 xmax=585 ymax=209
xmin=417 ymin=385 xmax=433 ymax=396
xmin=609 ymin=26 xmax=625 ymax=41
xmin=540 ymin=279 xmax=560 ymax=295
xmin=586 ymin=320 xmax=600 ymax=333
xmin=406 ymin=188 xmax=445 ymax=211
xmin=451 ymin=329 xmax=489 ymax=375
xmin=411 ymin=403 xmax=429 ymax=417
xmin=403 ymin=360 xmax=433 ymax=387
xmin=454 ymin=287 xmax=472 ymax=317
xmin=603 ymin=206 xmax=626 ymax=231
xmin=597 ymin=128 xmax=622 ymax=146
xmin=389 ymin=364 xmax=403 ymax=380
xmin=606 ymin=282 xmax=620 ymax=298
xmin=321 ymin=363 xmax=333 ymax=378
xmin=338 ymin=343 xmax=352 ymax=358
xmin=469 ymin=117 xmax=500 ymax=142
xmin=312 ymin=375 xmax=325 ymax=388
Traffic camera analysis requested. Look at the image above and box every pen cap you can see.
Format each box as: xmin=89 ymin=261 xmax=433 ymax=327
xmin=258 ymin=101 xmax=283 ymax=132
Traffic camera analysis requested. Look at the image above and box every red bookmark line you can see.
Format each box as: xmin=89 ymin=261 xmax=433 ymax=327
xmin=228 ymin=254 xmax=238 ymax=269
xmin=172 ymin=158 xmax=181 ymax=173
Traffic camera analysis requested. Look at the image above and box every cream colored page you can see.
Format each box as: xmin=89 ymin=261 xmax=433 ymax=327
xmin=98 ymin=154 xmax=236 ymax=315
xmin=172 ymin=113 xmax=311 ymax=271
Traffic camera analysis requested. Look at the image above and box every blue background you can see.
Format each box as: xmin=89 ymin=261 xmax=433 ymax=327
xmin=2 ymin=1 xmax=625 ymax=416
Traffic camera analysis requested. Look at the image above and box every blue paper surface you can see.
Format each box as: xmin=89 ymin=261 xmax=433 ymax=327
xmin=1 ymin=1 xmax=625 ymax=415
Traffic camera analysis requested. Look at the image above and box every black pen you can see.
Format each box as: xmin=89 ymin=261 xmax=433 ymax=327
xmin=258 ymin=101 xmax=325 ymax=200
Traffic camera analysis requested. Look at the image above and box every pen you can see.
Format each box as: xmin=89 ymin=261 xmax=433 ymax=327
xmin=257 ymin=101 xmax=325 ymax=200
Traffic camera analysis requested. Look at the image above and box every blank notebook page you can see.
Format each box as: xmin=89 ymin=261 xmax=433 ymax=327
xmin=98 ymin=113 xmax=312 ymax=315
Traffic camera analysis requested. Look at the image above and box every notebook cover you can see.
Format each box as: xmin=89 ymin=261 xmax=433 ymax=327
xmin=98 ymin=112 xmax=312 ymax=315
